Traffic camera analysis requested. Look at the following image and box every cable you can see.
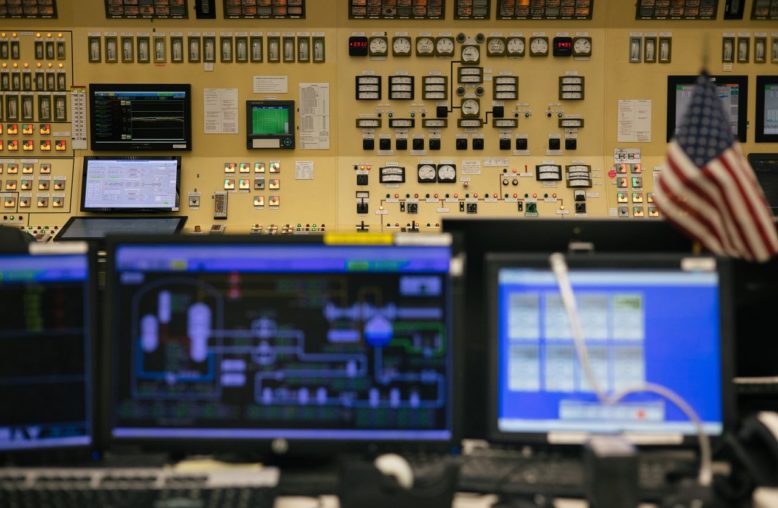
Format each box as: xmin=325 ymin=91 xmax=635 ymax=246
xmin=548 ymin=252 xmax=713 ymax=487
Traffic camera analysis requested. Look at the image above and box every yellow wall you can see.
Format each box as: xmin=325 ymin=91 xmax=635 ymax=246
xmin=1 ymin=0 xmax=776 ymax=237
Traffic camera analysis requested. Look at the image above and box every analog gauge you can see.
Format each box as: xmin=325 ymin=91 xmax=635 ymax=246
xmin=392 ymin=36 xmax=412 ymax=56
xmin=435 ymin=36 xmax=455 ymax=57
xmin=573 ymin=36 xmax=592 ymax=57
xmin=437 ymin=164 xmax=457 ymax=183
xmin=416 ymin=36 xmax=435 ymax=56
xmin=487 ymin=37 xmax=506 ymax=56
xmin=461 ymin=98 xmax=480 ymax=117
xmin=529 ymin=36 xmax=549 ymax=57
xmin=506 ymin=36 xmax=525 ymax=56
xmin=461 ymin=44 xmax=480 ymax=63
xmin=369 ymin=37 xmax=388 ymax=57
xmin=417 ymin=163 xmax=437 ymax=183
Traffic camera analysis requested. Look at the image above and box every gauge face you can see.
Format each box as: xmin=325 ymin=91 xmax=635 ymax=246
xmin=392 ymin=36 xmax=411 ymax=56
xmin=416 ymin=37 xmax=434 ymax=56
xmin=506 ymin=37 xmax=525 ymax=56
xmin=573 ymin=37 xmax=592 ymax=56
xmin=487 ymin=37 xmax=506 ymax=56
xmin=435 ymin=37 xmax=455 ymax=56
xmin=529 ymin=36 xmax=549 ymax=56
xmin=417 ymin=164 xmax=436 ymax=182
xmin=461 ymin=98 xmax=480 ymax=117
xmin=461 ymin=44 xmax=480 ymax=63
xmin=369 ymin=37 xmax=387 ymax=56
xmin=437 ymin=164 xmax=456 ymax=183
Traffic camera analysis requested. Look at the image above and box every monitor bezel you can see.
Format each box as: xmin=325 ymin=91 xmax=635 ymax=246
xmin=102 ymin=234 xmax=460 ymax=458
xmin=80 ymin=156 xmax=182 ymax=213
xmin=245 ymin=100 xmax=296 ymax=150
xmin=755 ymin=75 xmax=778 ymax=143
xmin=485 ymin=252 xmax=735 ymax=447
xmin=666 ymin=75 xmax=748 ymax=143
xmin=89 ymin=83 xmax=193 ymax=152
xmin=54 ymin=216 xmax=187 ymax=244
xmin=0 ymin=243 xmax=99 ymax=465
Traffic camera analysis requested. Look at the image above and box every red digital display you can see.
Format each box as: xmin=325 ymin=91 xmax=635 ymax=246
xmin=552 ymin=37 xmax=573 ymax=56
xmin=349 ymin=36 xmax=369 ymax=56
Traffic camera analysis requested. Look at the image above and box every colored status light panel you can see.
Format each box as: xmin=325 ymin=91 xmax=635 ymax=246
xmin=455 ymin=0 xmax=490 ymax=19
xmin=349 ymin=0 xmax=445 ymax=19
xmin=498 ymin=0 xmax=593 ymax=19
xmin=105 ymin=0 xmax=188 ymax=19
xmin=636 ymin=0 xmax=718 ymax=19
xmin=223 ymin=0 xmax=305 ymax=18
xmin=0 ymin=0 xmax=57 ymax=18
xmin=752 ymin=0 xmax=778 ymax=19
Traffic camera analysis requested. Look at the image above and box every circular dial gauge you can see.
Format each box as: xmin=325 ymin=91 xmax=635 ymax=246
xmin=529 ymin=36 xmax=549 ymax=56
xmin=416 ymin=36 xmax=434 ymax=56
xmin=392 ymin=36 xmax=411 ymax=56
xmin=461 ymin=44 xmax=480 ymax=63
xmin=417 ymin=164 xmax=436 ymax=182
xmin=506 ymin=37 xmax=525 ymax=56
xmin=461 ymin=98 xmax=480 ymax=117
xmin=487 ymin=37 xmax=506 ymax=56
xmin=437 ymin=164 xmax=456 ymax=182
xmin=435 ymin=36 xmax=455 ymax=56
xmin=369 ymin=37 xmax=387 ymax=56
xmin=573 ymin=37 xmax=592 ymax=57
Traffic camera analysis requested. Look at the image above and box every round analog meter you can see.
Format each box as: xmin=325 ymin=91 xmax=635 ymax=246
xmin=461 ymin=44 xmax=480 ymax=63
xmin=573 ymin=36 xmax=592 ymax=57
xmin=369 ymin=37 xmax=388 ymax=57
xmin=435 ymin=36 xmax=455 ymax=57
xmin=506 ymin=36 xmax=525 ymax=56
xmin=416 ymin=36 xmax=435 ymax=56
xmin=417 ymin=163 xmax=437 ymax=182
xmin=487 ymin=37 xmax=506 ymax=56
xmin=461 ymin=98 xmax=480 ymax=117
xmin=437 ymin=164 xmax=457 ymax=183
xmin=392 ymin=36 xmax=412 ymax=56
xmin=529 ymin=36 xmax=549 ymax=57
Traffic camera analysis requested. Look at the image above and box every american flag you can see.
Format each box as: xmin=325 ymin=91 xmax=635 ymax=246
xmin=656 ymin=73 xmax=778 ymax=262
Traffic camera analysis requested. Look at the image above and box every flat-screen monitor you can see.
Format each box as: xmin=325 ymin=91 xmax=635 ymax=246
xmin=667 ymin=75 xmax=748 ymax=143
xmin=55 ymin=217 xmax=186 ymax=243
xmin=755 ymin=75 xmax=778 ymax=143
xmin=90 ymin=83 xmax=192 ymax=151
xmin=486 ymin=253 xmax=734 ymax=444
xmin=0 ymin=243 xmax=94 ymax=454
xmin=81 ymin=156 xmax=181 ymax=212
xmin=104 ymin=235 xmax=455 ymax=454
xmin=246 ymin=100 xmax=295 ymax=149
xmin=442 ymin=217 xmax=697 ymax=439
xmin=748 ymin=153 xmax=778 ymax=216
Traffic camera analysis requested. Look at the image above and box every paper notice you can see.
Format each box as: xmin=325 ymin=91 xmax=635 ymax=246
xmin=204 ymin=88 xmax=238 ymax=134
xmin=617 ymin=100 xmax=652 ymax=143
xmin=299 ymin=83 xmax=330 ymax=150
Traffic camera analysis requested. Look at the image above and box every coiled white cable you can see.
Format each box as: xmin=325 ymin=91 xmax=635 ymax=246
xmin=548 ymin=252 xmax=713 ymax=487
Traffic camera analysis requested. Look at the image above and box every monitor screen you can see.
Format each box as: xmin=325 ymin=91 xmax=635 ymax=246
xmin=106 ymin=236 xmax=454 ymax=451
xmin=0 ymin=245 xmax=93 ymax=452
xmin=667 ymin=75 xmax=748 ymax=143
xmin=487 ymin=253 xmax=732 ymax=444
xmin=756 ymin=75 xmax=778 ymax=143
xmin=81 ymin=156 xmax=180 ymax=212
xmin=748 ymin=154 xmax=778 ymax=216
xmin=55 ymin=217 xmax=187 ymax=242
xmin=246 ymin=100 xmax=295 ymax=149
xmin=90 ymin=84 xmax=192 ymax=151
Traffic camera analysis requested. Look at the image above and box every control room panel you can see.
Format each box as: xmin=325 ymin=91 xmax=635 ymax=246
xmin=1 ymin=0 xmax=776 ymax=237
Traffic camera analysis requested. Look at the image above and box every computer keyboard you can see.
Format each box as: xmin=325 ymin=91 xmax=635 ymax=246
xmin=459 ymin=447 xmax=698 ymax=500
xmin=0 ymin=467 xmax=279 ymax=508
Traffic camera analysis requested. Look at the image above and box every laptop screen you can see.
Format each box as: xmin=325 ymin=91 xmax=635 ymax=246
xmin=487 ymin=253 xmax=731 ymax=444
xmin=106 ymin=236 xmax=454 ymax=449
xmin=0 ymin=245 xmax=93 ymax=452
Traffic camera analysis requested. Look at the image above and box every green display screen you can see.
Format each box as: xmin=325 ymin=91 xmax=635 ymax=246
xmin=251 ymin=106 xmax=290 ymax=135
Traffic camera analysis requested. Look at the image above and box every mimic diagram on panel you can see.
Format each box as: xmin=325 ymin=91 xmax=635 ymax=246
xmin=130 ymin=274 xmax=447 ymax=421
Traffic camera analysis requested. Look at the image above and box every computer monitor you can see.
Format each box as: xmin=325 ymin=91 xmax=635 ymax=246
xmin=89 ymin=83 xmax=192 ymax=151
xmin=0 ymin=243 xmax=94 ymax=455
xmin=747 ymin=153 xmax=778 ymax=216
xmin=755 ymin=75 xmax=778 ymax=143
xmin=667 ymin=75 xmax=748 ymax=143
xmin=104 ymin=234 xmax=455 ymax=455
xmin=442 ymin=217 xmax=698 ymax=439
xmin=81 ymin=156 xmax=181 ymax=212
xmin=54 ymin=217 xmax=186 ymax=243
xmin=486 ymin=253 xmax=734 ymax=445
xmin=246 ymin=100 xmax=295 ymax=149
